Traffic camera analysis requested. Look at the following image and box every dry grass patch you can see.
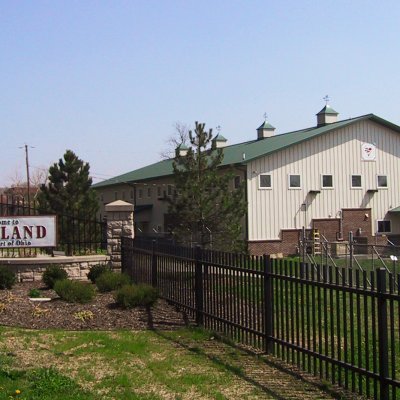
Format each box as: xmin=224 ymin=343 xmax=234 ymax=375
xmin=0 ymin=326 xmax=359 ymax=400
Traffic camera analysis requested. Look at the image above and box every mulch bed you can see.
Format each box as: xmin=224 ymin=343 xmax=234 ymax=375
xmin=0 ymin=281 xmax=194 ymax=331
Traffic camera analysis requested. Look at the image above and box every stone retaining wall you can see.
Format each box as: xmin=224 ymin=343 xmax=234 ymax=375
xmin=0 ymin=255 xmax=110 ymax=282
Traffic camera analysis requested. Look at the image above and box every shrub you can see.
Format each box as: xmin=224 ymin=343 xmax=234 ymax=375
xmin=0 ymin=266 xmax=16 ymax=290
xmin=42 ymin=265 xmax=68 ymax=289
xmin=28 ymin=288 xmax=42 ymax=298
xmin=114 ymin=284 xmax=158 ymax=309
xmin=54 ymin=279 xmax=96 ymax=304
xmin=87 ymin=264 xmax=110 ymax=284
xmin=95 ymin=271 xmax=131 ymax=293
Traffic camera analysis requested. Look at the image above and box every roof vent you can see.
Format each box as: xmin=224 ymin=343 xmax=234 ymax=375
xmin=175 ymin=143 xmax=189 ymax=157
xmin=316 ymin=104 xmax=339 ymax=126
xmin=212 ymin=134 xmax=227 ymax=149
xmin=257 ymin=119 xmax=275 ymax=139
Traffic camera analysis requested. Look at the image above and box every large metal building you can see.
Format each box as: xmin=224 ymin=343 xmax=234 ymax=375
xmin=93 ymin=105 xmax=400 ymax=255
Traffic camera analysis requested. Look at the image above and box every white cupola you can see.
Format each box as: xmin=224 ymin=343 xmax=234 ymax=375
xmin=316 ymin=104 xmax=339 ymax=126
xmin=257 ymin=119 xmax=275 ymax=139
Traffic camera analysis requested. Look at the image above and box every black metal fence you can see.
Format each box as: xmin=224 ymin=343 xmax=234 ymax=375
xmin=122 ymin=237 xmax=400 ymax=400
xmin=0 ymin=195 xmax=107 ymax=257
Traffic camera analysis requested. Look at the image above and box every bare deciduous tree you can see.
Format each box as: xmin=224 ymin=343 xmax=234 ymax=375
xmin=7 ymin=167 xmax=47 ymax=199
xmin=159 ymin=121 xmax=190 ymax=159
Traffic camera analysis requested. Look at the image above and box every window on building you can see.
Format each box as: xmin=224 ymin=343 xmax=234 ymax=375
xmin=147 ymin=187 xmax=152 ymax=197
xmin=377 ymin=175 xmax=388 ymax=188
xmin=130 ymin=190 xmax=134 ymax=199
xmin=234 ymin=176 xmax=241 ymax=189
xmin=321 ymin=174 xmax=333 ymax=189
xmin=122 ymin=191 xmax=126 ymax=200
xmin=259 ymin=174 xmax=272 ymax=189
xmin=167 ymin=185 xmax=173 ymax=196
xmin=377 ymin=220 xmax=391 ymax=234
xmin=351 ymin=175 xmax=362 ymax=188
xmin=100 ymin=194 xmax=104 ymax=202
xmin=114 ymin=191 xmax=118 ymax=200
xmin=157 ymin=186 xmax=162 ymax=197
xmin=138 ymin=188 xmax=143 ymax=199
xmin=289 ymin=174 xmax=301 ymax=189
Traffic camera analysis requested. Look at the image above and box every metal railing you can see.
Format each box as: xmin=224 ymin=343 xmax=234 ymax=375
xmin=123 ymin=237 xmax=400 ymax=400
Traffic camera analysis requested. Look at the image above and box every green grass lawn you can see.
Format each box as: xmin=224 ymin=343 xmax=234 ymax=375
xmin=0 ymin=326 xmax=272 ymax=400
xmin=290 ymin=253 xmax=400 ymax=275
xmin=202 ymin=259 xmax=400 ymax=398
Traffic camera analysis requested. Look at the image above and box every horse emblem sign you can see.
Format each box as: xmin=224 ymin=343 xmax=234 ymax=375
xmin=361 ymin=142 xmax=376 ymax=161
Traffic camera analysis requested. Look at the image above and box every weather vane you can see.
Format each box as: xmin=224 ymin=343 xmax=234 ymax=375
xmin=323 ymin=95 xmax=330 ymax=105
xmin=216 ymin=125 xmax=221 ymax=134
xmin=263 ymin=112 xmax=268 ymax=121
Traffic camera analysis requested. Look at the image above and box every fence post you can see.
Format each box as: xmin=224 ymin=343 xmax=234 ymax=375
xmin=349 ymin=231 xmax=354 ymax=270
xmin=377 ymin=268 xmax=389 ymax=400
xmin=263 ymin=254 xmax=274 ymax=354
xmin=194 ymin=245 xmax=204 ymax=326
xmin=151 ymin=240 xmax=157 ymax=288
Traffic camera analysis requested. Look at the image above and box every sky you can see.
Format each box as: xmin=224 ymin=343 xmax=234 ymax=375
xmin=1 ymin=0 xmax=400 ymax=186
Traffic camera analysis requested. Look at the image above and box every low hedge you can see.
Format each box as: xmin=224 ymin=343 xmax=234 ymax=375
xmin=114 ymin=284 xmax=158 ymax=309
xmin=0 ymin=266 xmax=16 ymax=290
xmin=54 ymin=279 xmax=96 ymax=304
xmin=87 ymin=264 xmax=111 ymax=284
xmin=95 ymin=271 xmax=131 ymax=293
xmin=43 ymin=265 xmax=68 ymax=289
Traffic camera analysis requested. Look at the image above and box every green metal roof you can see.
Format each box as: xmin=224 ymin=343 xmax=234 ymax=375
xmin=317 ymin=105 xmax=339 ymax=115
xmin=257 ymin=121 xmax=275 ymax=130
xmin=213 ymin=134 xmax=227 ymax=142
xmin=93 ymin=114 xmax=400 ymax=189
xmin=388 ymin=206 xmax=400 ymax=213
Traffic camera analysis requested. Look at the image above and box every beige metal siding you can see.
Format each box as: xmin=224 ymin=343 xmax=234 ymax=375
xmin=247 ymin=120 xmax=400 ymax=240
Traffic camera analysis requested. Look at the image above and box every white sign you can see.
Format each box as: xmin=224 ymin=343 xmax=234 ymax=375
xmin=0 ymin=216 xmax=57 ymax=248
xmin=390 ymin=255 xmax=398 ymax=261
xmin=361 ymin=143 xmax=376 ymax=161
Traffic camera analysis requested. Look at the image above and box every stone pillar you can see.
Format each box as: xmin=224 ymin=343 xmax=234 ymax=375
xmin=105 ymin=200 xmax=134 ymax=271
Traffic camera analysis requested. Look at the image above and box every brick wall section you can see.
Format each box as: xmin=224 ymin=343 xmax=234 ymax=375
xmin=248 ymin=229 xmax=301 ymax=256
xmin=342 ymin=208 xmax=372 ymax=240
xmin=248 ymin=207 xmax=388 ymax=256
xmin=312 ymin=219 xmax=340 ymax=241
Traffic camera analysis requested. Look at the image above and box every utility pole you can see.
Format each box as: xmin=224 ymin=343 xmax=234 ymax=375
xmin=25 ymin=144 xmax=30 ymax=205
xmin=19 ymin=144 xmax=34 ymax=205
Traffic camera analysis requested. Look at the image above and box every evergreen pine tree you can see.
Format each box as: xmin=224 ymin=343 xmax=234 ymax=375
xmin=168 ymin=122 xmax=247 ymax=251
xmin=37 ymin=150 xmax=99 ymax=253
